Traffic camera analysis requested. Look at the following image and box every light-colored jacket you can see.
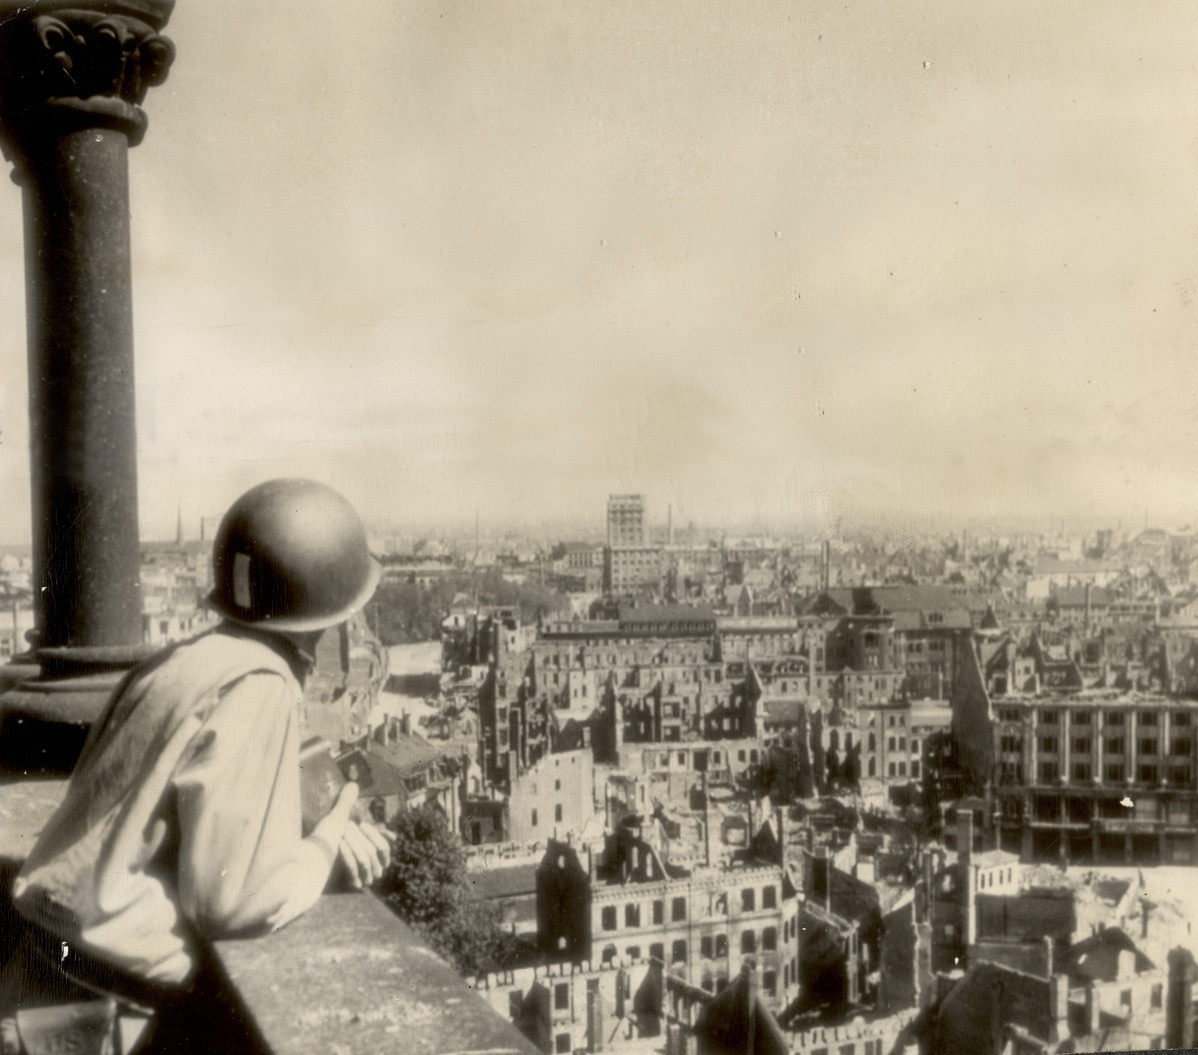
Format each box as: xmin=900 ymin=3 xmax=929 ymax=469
xmin=13 ymin=627 xmax=320 ymax=985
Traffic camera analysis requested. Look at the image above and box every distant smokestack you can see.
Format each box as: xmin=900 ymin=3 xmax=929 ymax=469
xmin=960 ymin=810 xmax=976 ymax=947
xmin=1167 ymin=947 xmax=1197 ymax=1050
xmin=1084 ymin=982 xmax=1101 ymax=1035
xmin=667 ymin=504 xmax=674 ymax=546
xmin=822 ymin=541 xmax=831 ymax=592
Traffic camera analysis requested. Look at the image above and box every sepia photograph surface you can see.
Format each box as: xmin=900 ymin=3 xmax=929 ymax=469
xmin=0 ymin=2 xmax=1197 ymax=1053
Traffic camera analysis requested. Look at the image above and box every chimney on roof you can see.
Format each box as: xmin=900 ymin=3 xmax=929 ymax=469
xmin=1084 ymin=982 xmax=1101 ymax=1036
xmin=922 ymin=850 xmax=936 ymax=922
xmin=1167 ymin=947 xmax=1197 ymax=1050
xmin=1048 ymin=974 xmax=1070 ymax=1041
xmin=957 ymin=809 xmax=974 ymax=866
xmin=959 ymin=810 xmax=976 ymax=947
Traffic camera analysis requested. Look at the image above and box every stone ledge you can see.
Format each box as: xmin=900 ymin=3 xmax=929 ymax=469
xmin=0 ymin=779 xmax=537 ymax=1055
xmin=212 ymin=892 xmax=537 ymax=1055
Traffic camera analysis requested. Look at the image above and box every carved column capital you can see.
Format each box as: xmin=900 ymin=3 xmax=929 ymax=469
xmin=0 ymin=1 xmax=175 ymax=168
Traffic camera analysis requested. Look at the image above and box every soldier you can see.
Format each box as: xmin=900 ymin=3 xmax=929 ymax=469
xmin=1 ymin=479 xmax=391 ymax=1053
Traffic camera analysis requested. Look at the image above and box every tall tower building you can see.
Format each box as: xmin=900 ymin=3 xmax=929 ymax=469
xmin=606 ymin=494 xmax=646 ymax=548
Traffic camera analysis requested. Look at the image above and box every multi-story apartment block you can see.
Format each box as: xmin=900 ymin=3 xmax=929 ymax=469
xmin=716 ymin=615 xmax=819 ymax=664
xmin=604 ymin=545 xmax=663 ymax=594
xmin=529 ymin=608 xmax=758 ymax=760
xmin=805 ymin=586 xmax=986 ymax=700
xmin=536 ymin=818 xmax=800 ymax=1016
xmin=856 ymin=698 xmax=953 ymax=785
xmin=472 ymin=957 xmax=669 ymax=1054
xmin=955 ymin=642 xmax=1198 ymax=863
xmin=607 ymin=494 xmax=646 ymax=547
xmin=506 ymin=748 xmax=596 ymax=844
xmin=604 ymin=494 xmax=663 ymax=594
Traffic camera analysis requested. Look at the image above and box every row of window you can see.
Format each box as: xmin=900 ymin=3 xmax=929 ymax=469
xmin=1038 ymin=710 xmax=1192 ymax=727
xmin=599 ymin=886 xmax=778 ymax=933
xmin=1036 ymin=762 xmax=1191 ymax=785
xmin=598 ymin=927 xmax=779 ymax=966
xmin=1038 ymin=736 xmax=1192 ymax=757
xmin=976 ymin=867 xmax=1013 ymax=890
xmin=528 ymin=805 xmax=564 ymax=827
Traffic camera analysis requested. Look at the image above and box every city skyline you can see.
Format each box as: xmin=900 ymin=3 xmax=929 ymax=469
xmin=3 ymin=3 xmax=1198 ymax=542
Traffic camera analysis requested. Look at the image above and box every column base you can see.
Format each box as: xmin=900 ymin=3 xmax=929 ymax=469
xmin=0 ymin=645 xmax=157 ymax=775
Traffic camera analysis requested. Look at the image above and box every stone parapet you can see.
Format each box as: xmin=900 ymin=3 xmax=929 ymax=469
xmin=0 ymin=780 xmax=538 ymax=1055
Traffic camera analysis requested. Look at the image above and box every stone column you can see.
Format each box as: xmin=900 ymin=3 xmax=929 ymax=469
xmin=0 ymin=1 xmax=175 ymax=656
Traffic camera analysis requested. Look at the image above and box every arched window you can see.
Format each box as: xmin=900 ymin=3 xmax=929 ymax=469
xmin=741 ymin=931 xmax=756 ymax=954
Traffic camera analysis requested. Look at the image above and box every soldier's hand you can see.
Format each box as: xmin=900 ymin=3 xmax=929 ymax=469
xmin=337 ymin=819 xmax=392 ymax=889
xmin=310 ymin=781 xmax=359 ymax=854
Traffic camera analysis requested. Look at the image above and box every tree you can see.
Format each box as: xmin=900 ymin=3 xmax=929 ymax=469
xmin=824 ymin=746 xmax=841 ymax=788
xmin=841 ymin=743 xmax=861 ymax=789
xmin=810 ymin=710 xmax=826 ymax=795
xmin=377 ymin=805 xmax=522 ymax=976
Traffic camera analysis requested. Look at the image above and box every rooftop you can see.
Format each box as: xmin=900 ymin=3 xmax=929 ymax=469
xmin=995 ymin=687 xmax=1198 ymax=709
xmin=1066 ymin=927 xmax=1155 ymax=984
xmin=618 ymin=604 xmax=716 ymax=625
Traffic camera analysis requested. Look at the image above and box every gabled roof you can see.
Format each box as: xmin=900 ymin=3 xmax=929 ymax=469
xmin=466 ymin=863 xmax=538 ymax=902
xmin=370 ymin=731 xmax=447 ymax=776
xmin=693 ymin=967 xmax=788 ymax=1055
xmin=761 ymin=698 xmax=809 ymax=724
xmin=800 ymin=586 xmax=982 ymax=629
xmin=1052 ymin=586 xmax=1115 ymax=608
xmin=1066 ymin=927 xmax=1155 ymax=984
xmin=619 ymin=604 xmax=716 ymax=624
xmin=934 ymin=962 xmax=1054 ymax=1052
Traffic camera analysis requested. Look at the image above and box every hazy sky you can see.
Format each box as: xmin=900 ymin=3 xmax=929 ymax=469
xmin=3 ymin=1 xmax=1198 ymax=541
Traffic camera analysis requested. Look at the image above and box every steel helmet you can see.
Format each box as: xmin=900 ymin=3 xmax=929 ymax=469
xmin=208 ymin=478 xmax=381 ymax=633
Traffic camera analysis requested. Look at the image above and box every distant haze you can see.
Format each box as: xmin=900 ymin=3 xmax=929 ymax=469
xmin=2 ymin=1 xmax=1198 ymax=542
